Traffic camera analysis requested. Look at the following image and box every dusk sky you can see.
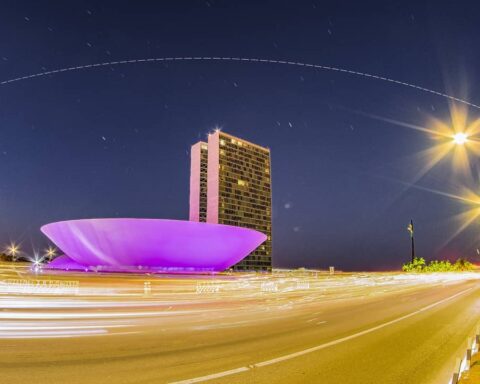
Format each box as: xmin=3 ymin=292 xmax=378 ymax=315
xmin=1 ymin=1 xmax=480 ymax=270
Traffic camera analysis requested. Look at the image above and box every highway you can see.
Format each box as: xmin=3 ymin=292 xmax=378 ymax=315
xmin=0 ymin=263 xmax=479 ymax=384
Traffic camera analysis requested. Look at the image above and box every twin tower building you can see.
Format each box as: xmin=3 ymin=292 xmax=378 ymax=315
xmin=189 ymin=130 xmax=272 ymax=271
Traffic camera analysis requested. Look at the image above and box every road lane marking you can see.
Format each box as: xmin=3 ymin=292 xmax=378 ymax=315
xmin=168 ymin=367 xmax=250 ymax=384
xmin=255 ymin=286 xmax=474 ymax=367
xmin=168 ymin=285 xmax=477 ymax=383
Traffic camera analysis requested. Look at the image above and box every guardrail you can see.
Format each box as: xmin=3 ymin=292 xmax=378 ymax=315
xmin=449 ymin=326 xmax=480 ymax=384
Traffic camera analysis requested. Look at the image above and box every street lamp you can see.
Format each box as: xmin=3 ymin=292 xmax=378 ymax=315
xmin=5 ymin=243 xmax=20 ymax=261
xmin=453 ymin=132 xmax=468 ymax=145
xmin=44 ymin=246 xmax=57 ymax=261
xmin=407 ymin=220 xmax=415 ymax=263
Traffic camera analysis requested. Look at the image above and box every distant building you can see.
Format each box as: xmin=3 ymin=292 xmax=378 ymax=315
xmin=189 ymin=130 xmax=272 ymax=271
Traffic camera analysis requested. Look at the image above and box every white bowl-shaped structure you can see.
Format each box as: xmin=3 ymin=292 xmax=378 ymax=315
xmin=41 ymin=218 xmax=267 ymax=273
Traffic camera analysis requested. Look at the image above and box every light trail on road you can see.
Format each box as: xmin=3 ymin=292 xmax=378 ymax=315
xmin=0 ymin=263 xmax=479 ymax=384
xmin=0 ymin=265 xmax=478 ymax=339
xmin=168 ymin=286 xmax=476 ymax=384
xmin=1 ymin=56 xmax=479 ymax=109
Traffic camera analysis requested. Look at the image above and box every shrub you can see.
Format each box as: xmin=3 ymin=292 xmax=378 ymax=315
xmin=402 ymin=257 xmax=426 ymax=272
xmin=425 ymin=260 xmax=452 ymax=272
xmin=402 ymin=257 xmax=474 ymax=272
xmin=452 ymin=258 xmax=474 ymax=271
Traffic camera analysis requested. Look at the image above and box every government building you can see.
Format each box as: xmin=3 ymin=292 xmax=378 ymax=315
xmin=189 ymin=130 xmax=272 ymax=271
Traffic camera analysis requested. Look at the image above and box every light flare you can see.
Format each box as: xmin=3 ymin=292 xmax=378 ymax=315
xmin=400 ymin=182 xmax=480 ymax=245
xmin=5 ymin=243 xmax=20 ymax=259
xmin=444 ymin=187 xmax=480 ymax=244
xmin=360 ymin=104 xmax=480 ymax=180
xmin=426 ymin=103 xmax=480 ymax=175
xmin=28 ymin=250 xmax=46 ymax=272
xmin=453 ymin=132 xmax=468 ymax=145
xmin=44 ymin=246 xmax=57 ymax=260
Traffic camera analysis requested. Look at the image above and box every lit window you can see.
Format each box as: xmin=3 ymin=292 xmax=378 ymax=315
xmin=220 ymin=149 xmax=225 ymax=156
xmin=238 ymin=179 xmax=246 ymax=186
xmin=220 ymin=139 xmax=226 ymax=146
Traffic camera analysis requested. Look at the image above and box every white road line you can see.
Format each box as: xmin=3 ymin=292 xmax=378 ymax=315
xmin=168 ymin=367 xmax=250 ymax=384
xmin=255 ymin=286 xmax=474 ymax=367
xmin=168 ymin=286 xmax=476 ymax=383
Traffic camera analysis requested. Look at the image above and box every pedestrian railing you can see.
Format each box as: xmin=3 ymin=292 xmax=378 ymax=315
xmin=449 ymin=326 xmax=480 ymax=384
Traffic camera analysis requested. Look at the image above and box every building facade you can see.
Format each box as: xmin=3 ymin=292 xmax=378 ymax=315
xmin=189 ymin=141 xmax=209 ymax=222
xmin=189 ymin=130 xmax=272 ymax=271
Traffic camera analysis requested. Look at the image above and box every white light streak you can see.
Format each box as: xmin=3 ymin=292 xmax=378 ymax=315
xmin=1 ymin=57 xmax=478 ymax=109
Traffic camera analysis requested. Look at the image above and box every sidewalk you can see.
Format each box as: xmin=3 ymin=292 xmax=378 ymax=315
xmin=458 ymin=353 xmax=480 ymax=383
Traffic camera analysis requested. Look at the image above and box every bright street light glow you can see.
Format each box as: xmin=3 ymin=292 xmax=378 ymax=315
xmin=44 ymin=246 xmax=57 ymax=259
xmin=5 ymin=243 xmax=20 ymax=257
xmin=453 ymin=132 xmax=468 ymax=145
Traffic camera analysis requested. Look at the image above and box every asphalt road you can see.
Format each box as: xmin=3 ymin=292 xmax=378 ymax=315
xmin=0 ymin=263 xmax=479 ymax=384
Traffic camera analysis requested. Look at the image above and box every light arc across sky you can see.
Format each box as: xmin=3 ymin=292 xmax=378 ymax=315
xmin=1 ymin=56 xmax=479 ymax=110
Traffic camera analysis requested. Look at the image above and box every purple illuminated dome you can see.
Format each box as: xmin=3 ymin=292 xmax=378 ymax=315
xmin=41 ymin=218 xmax=267 ymax=273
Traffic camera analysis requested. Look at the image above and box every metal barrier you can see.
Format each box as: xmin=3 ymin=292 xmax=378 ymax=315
xmin=449 ymin=326 xmax=480 ymax=384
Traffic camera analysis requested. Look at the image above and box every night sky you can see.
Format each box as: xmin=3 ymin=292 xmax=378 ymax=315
xmin=1 ymin=1 xmax=480 ymax=270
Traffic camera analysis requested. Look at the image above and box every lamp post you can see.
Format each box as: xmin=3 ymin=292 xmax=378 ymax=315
xmin=407 ymin=220 xmax=415 ymax=263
